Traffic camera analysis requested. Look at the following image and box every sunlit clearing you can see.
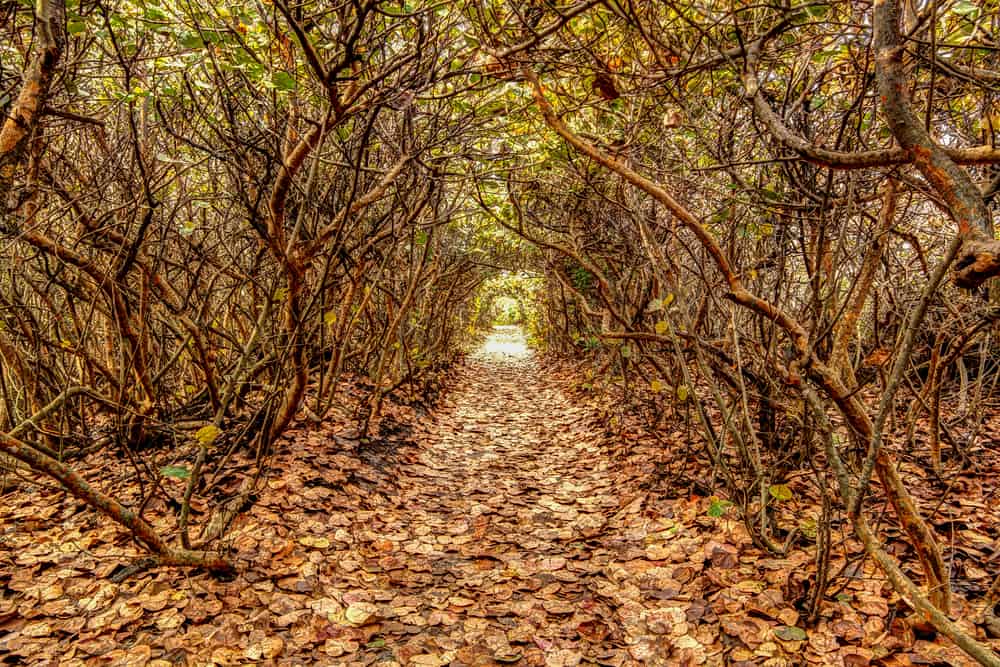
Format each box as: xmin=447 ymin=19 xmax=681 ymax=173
xmin=479 ymin=325 xmax=531 ymax=359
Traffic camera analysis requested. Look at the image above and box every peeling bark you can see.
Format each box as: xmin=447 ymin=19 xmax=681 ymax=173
xmin=873 ymin=0 xmax=1000 ymax=288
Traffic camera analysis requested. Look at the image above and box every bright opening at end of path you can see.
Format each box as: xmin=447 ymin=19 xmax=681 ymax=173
xmin=480 ymin=325 xmax=531 ymax=359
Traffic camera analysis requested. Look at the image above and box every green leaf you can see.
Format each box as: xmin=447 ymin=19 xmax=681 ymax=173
xmin=67 ymin=19 xmax=87 ymax=34
xmin=323 ymin=310 xmax=337 ymax=326
xmin=952 ymin=0 xmax=979 ymax=16
xmin=144 ymin=5 xmax=168 ymax=21
xmin=414 ymin=230 xmax=428 ymax=245
xmin=707 ymin=498 xmax=731 ymax=518
xmin=677 ymin=384 xmax=689 ymax=401
xmin=805 ymin=3 xmax=829 ymax=18
xmin=178 ymin=32 xmax=204 ymax=49
xmin=383 ymin=1 xmax=414 ymax=15
xmin=768 ymin=483 xmax=793 ymax=501
xmin=620 ymin=344 xmax=631 ymax=359
xmin=774 ymin=626 xmax=807 ymax=641
xmin=160 ymin=465 xmax=190 ymax=479
xmin=272 ymin=71 xmax=296 ymax=91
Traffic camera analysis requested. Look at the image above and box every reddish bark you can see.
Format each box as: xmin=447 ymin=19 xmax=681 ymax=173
xmin=873 ymin=0 xmax=1000 ymax=288
xmin=0 ymin=0 xmax=64 ymax=218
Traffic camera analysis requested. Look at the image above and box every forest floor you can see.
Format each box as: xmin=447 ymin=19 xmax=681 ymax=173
xmin=1 ymin=327 xmax=996 ymax=666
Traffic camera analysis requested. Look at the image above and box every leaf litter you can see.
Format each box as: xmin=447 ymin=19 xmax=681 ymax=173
xmin=1 ymin=327 xmax=997 ymax=665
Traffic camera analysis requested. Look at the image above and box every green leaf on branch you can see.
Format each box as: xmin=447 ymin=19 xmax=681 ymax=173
xmin=805 ymin=4 xmax=830 ymax=18
xmin=952 ymin=0 xmax=978 ymax=16
xmin=178 ymin=32 xmax=204 ymax=49
xmin=144 ymin=5 xmax=169 ymax=21
xmin=272 ymin=71 xmax=297 ymax=91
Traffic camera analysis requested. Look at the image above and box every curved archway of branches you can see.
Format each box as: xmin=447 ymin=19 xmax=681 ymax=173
xmin=4 ymin=0 xmax=1000 ymax=663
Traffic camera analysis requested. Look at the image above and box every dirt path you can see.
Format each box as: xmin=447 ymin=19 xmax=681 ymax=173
xmin=303 ymin=325 xmax=721 ymax=666
xmin=369 ymin=326 xmax=644 ymax=664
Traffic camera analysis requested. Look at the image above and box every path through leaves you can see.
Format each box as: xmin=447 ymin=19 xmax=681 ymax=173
xmin=278 ymin=326 xmax=727 ymax=665
xmin=2 ymin=328 xmax=984 ymax=665
xmin=363 ymin=325 xmax=653 ymax=664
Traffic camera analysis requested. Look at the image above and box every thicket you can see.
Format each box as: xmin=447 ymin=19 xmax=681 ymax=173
xmin=4 ymin=0 xmax=1000 ymax=661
